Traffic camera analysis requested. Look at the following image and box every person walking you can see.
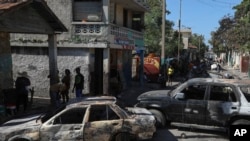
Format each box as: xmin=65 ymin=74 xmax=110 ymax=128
xmin=15 ymin=71 xmax=31 ymax=113
xmin=72 ymin=67 xmax=84 ymax=98
xmin=167 ymin=65 xmax=174 ymax=86
xmin=61 ymin=69 xmax=71 ymax=103
xmin=49 ymin=82 xmax=65 ymax=108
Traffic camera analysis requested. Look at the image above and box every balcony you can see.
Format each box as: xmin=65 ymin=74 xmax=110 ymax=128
xmin=72 ymin=23 xmax=144 ymax=48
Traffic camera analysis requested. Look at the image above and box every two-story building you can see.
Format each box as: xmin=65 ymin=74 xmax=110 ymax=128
xmin=10 ymin=0 xmax=149 ymax=97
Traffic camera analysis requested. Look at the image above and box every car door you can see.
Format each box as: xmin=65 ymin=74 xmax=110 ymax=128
xmin=183 ymin=83 xmax=208 ymax=124
xmin=40 ymin=106 xmax=88 ymax=141
xmin=206 ymin=84 xmax=239 ymax=126
xmin=83 ymin=104 xmax=123 ymax=141
xmin=163 ymin=97 xmax=186 ymax=122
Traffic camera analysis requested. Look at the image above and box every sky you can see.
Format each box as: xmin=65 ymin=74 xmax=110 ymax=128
xmin=166 ymin=0 xmax=242 ymax=47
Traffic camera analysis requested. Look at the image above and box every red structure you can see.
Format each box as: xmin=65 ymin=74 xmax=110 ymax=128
xmin=143 ymin=54 xmax=160 ymax=82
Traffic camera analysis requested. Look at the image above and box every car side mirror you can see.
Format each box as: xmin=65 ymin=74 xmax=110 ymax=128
xmin=175 ymin=93 xmax=185 ymax=100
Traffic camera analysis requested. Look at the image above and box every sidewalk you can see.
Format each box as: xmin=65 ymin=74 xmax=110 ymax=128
xmin=223 ymin=65 xmax=249 ymax=80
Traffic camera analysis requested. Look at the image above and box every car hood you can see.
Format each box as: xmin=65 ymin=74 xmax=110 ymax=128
xmin=0 ymin=114 xmax=43 ymax=140
xmin=126 ymin=107 xmax=154 ymax=116
xmin=126 ymin=107 xmax=156 ymax=127
xmin=137 ymin=90 xmax=171 ymax=101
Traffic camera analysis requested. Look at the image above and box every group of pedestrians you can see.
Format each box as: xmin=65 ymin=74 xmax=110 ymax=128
xmin=49 ymin=67 xmax=85 ymax=108
xmin=15 ymin=67 xmax=85 ymax=112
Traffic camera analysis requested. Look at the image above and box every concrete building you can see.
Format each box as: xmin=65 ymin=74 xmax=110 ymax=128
xmin=180 ymin=28 xmax=192 ymax=49
xmin=0 ymin=0 xmax=67 ymax=97
xmin=9 ymin=0 xmax=149 ymax=97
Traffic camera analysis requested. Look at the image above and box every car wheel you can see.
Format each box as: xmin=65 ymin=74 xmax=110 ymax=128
xmin=149 ymin=109 xmax=166 ymax=128
xmin=114 ymin=133 xmax=131 ymax=141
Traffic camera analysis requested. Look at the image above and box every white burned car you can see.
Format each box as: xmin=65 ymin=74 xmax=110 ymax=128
xmin=0 ymin=96 xmax=156 ymax=141
xmin=136 ymin=78 xmax=250 ymax=130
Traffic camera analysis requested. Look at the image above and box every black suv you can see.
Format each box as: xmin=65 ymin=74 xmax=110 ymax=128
xmin=136 ymin=78 xmax=250 ymax=130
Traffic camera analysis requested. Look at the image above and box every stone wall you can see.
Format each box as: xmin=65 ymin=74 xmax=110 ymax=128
xmin=11 ymin=47 xmax=90 ymax=98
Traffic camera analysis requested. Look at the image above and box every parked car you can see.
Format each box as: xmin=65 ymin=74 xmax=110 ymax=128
xmin=0 ymin=96 xmax=156 ymax=141
xmin=136 ymin=78 xmax=250 ymax=131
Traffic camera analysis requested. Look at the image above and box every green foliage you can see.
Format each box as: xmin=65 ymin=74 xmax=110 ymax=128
xmin=189 ymin=34 xmax=209 ymax=58
xmin=144 ymin=0 xmax=174 ymax=56
xmin=211 ymin=0 xmax=250 ymax=53
xmin=144 ymin=0 xmax=207 ymax=58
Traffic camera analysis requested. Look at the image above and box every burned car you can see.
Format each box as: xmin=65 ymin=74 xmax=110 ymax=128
xmin=0 ymin=96 xmax=156 ymax=141
xmin=136 ymin=78 xmax=250 ymax=130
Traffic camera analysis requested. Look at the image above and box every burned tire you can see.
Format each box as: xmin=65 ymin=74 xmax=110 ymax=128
xmin=149 ymin=109 xmax=166 ymax=128
xmin=114 ymin=133 xmax=131 ymax=141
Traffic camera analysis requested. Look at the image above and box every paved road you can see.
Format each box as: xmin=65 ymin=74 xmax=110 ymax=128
xmin=150 ymin=125 xmax=228 ymax=141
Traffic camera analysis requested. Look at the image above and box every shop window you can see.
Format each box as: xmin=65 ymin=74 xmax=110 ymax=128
xmin=73 ymin=0 xmax=103 ymax=22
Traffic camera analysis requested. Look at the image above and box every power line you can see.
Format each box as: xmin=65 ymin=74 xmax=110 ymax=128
xmin=196 ymin=0 xmax=240 ymax=9
xmin=211 ymin=0 xmax=239 ymax=5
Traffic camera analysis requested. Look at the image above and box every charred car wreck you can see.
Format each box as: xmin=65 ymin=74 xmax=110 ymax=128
xmin=136 ymin=78 xmax=250 ymax=131
xmin=0 ymin=96 xmax=156 ymax=141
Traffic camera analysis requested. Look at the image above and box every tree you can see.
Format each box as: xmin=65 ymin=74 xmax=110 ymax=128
xmin=234 ymin=0 xmax=250 ymax=52
xmin=144 ymin=0 xmax=174 ymax=56
xmin=210 ymin=0 xmax=250 ymax=54
xmin=209 ymin=15 xmax=236 ymax=55
xmin=189 ymin=34 xmax=208 ymax=58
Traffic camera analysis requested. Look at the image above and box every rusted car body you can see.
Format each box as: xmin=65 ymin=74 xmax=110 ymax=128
xmin=0 ymin=96 xmax=156 ymax=141
xmin=136 ymin=78 xmax=250 ymax=129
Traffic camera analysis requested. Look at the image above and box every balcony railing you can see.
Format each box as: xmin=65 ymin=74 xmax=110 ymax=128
xmin=72 ymin=23 xmax=144 ymax=44
xmin=109 ymin=24 xmax=143 ymax=41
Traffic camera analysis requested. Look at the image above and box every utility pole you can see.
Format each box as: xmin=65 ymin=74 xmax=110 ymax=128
xmin=178 ymin=0 xmax=182 ymax=63
xmin=161 ymin=0 xmax=166 ymax=78
xmin=199 ymin=35 xmax=201 ymax=58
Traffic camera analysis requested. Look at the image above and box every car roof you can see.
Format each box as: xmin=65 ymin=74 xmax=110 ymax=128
xmin=66 ymin=96 xmax=117 ymax=108
xmin=187 ymin=78 xmax=250 ymax=86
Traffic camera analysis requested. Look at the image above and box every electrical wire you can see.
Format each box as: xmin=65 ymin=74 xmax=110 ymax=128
xmin=196 ymin=0 xmax=240 ymax=9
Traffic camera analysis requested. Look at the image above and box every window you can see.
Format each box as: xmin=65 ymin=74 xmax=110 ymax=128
xmin=180 ymin=84 xmax=206 ymax=100
xmin=73 ymin=0 xmax=103 ymax=22
xmin=210 ymin=86 xmax=236 ymax=102
xmin=53 ymin=108 xmax=86 ymax=124
xmin=132 ymin=13 xmax=143 ymax=31
xmin=89 ymin=105 xmax=120 ymax=122
xmin=239 ymin=86 xmax=250 ymax=102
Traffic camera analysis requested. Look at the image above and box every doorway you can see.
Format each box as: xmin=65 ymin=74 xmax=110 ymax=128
xmin=93 ymin=48 xmax=103 ymax=95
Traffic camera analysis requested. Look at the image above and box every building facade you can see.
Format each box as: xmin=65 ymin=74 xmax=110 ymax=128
xmin=10 ymin=0 xmax=149 ymax=97
xmin=0 ymin=0 xmax=67 ymax=96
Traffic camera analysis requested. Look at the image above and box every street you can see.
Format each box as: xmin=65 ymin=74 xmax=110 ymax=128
xmin=0 ymin=66 xmax=242 ymax=141
xmin=150 ymin=125 xmax=228 ymax=141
